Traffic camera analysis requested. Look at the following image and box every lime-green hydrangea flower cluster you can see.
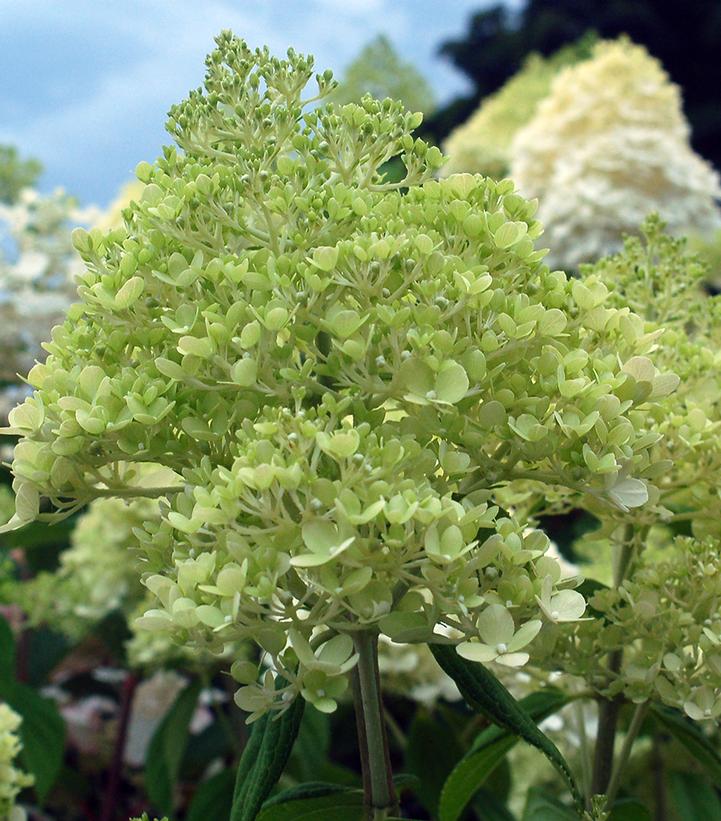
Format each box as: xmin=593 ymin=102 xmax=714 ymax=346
xmin=511 ymin=39 xmax=721 ymax=269
xmin=588 ymin=217 xmax=721 ymax=534
xmin=0 ymin=703 xmax=33 ymax=821
xmin=524 ymin=221 xmax=721 ymax=729
xmin=0 ymin=34 xmax=672 ymax=717
xmin=442 ymin=38 xmax=592 ymax=179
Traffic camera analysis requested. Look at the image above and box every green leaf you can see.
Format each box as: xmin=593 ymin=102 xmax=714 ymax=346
xmin=651 ymin=703 xmax=721 ymax=786
xmin=405 ymin=709 xmax=464 ymax=815
xmin=287 ymin=709 xmax=330 ymax=783
xmin=608 ymin=798 xmax=651 ymax=820
xmin=230 ymin=692 xmax=305 ymax=821
xmin=435 ymin=361 xmax=469 ymax=404
xmin=0 ymin=613 xmax=15 ymax=685
xmin=440 ymin=740 xmax=514 ymax=821
xmin=670 ymin=771 xmax=721 ymax=819
xmin=145 ymin=678 xmax=202 ymax=815
xmin=440 ymin=689 xmax=568 ymax=821
xmin=263 ymin=782 xmax=351 ymax=807
xmin=186 ymin=769 xmax=235 ymax=821
xmin=431 ymin=646 xmax=582 ymax=810
xmin=26 ymin=627 xmax=71 ymax=686
xmin=256 ymin=790 xmax=364 ymax=820
xmin=2 ymin=681 xmax=65 ymax=802
xmin=522 ymin=788 xmax=577 ymax=820
xmin=472 ymin=789 xmax=516 ymax=821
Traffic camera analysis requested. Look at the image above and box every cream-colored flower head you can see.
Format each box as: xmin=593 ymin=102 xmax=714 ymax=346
xmin=511 ymin=38 xmax=721 ymax=269
xmin=442 ymin=39 xmax=592 ymax=179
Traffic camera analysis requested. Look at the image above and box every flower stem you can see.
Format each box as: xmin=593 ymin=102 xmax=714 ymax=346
xmin=605 ymin=701 xmax=649 ymax=809
xmin=591 ymin=529 xmax=634 ymax=797
xmin=353 ymin=631 xmax=397 ymax=820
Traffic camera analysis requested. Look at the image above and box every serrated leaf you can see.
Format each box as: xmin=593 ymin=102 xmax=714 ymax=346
xmin=146 ymin=678 xmax=202 ymax=815
xmin=431 ymin=646 xmax=582 ymax=810
xmin=439 ymin=689 xmax=568 ymax=821
xmin=230 ymin=691 xmax=305 ymax=821
xmin=651 ymin=703 xmax=721 ymax=786
xmin=256 ymin=790 xmax=363 ymax=820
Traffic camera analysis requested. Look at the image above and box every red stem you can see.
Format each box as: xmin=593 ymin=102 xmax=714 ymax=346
xmin=100 ymin=673 xmax=140 ymax=821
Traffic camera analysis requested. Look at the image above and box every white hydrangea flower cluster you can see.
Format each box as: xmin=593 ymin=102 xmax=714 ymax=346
xmin=511 ymin=39 xmax=721 ymax=269
xmin=0 ymin=703 xmax=32 ymax=821
xmin=442 ymin=40 xmax=591 ymax=180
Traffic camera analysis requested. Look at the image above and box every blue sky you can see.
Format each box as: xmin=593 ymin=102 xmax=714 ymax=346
xmin=0 ymin=0 xmax=505 ymax=207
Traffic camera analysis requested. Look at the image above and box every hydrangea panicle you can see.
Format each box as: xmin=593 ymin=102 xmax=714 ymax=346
xmin=0 ymin=33 xmax=672 ymax=716
xmin=511 ymin=39 xmax=721 ymax=269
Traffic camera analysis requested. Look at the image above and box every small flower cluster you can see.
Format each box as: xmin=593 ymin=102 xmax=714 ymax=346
xmin=0 ymin=34 xmax=673 ymax=717
xmin=523 ymin=221 xmax=721 ymax=729
xmin=511 ymin=39 xmax=721 ymax=269
xmin=0 ymin=703 xmax=33 ymax=821
xmin=587 ymin=217 xmax=721 ymax=536
xmin=534 ymin=537 xmax=721 ymax=719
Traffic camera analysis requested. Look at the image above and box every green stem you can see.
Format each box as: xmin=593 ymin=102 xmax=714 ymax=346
xmin=591 ymin=528 xmax=635 ymax=797
xmin=353 ymin=631 xmax=398 ymax=821
xmin=605 ymin=701 xmax=649 ymax=809
xmin=574 ymin=699 xmax=592 ymax=805
xmin=591 ymin=689 xmax=622 ymax=797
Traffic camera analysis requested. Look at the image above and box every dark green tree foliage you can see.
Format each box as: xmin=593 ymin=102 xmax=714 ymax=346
xmin=428 ymin=0 xmax=721 ymax=170
xmin=332 ymin=35 xmax=436 ymax=115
